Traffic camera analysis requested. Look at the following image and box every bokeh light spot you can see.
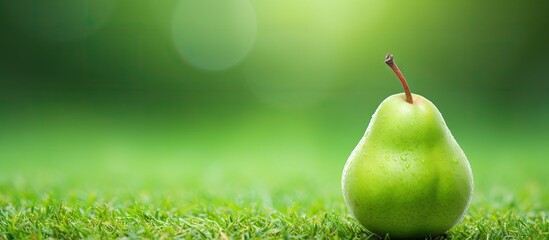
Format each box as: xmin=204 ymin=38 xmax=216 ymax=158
xmin=171 ymin=0 xmax=257 ymax=71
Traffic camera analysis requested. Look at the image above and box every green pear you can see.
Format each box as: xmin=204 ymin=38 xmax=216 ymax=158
xmin=341 ymin=54 xmax=473 ymax=238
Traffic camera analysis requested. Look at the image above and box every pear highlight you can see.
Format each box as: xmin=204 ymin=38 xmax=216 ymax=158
xmin=341 ymin=54 xmax=473 ymax=238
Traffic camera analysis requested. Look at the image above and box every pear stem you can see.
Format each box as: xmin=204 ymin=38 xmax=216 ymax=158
xmin=385 ymin=54 xmax=413 ymax=104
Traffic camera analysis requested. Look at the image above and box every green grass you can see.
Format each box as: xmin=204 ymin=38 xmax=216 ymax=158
xmin=0 ymin=115 xmax=548 ymax=239
xmin=0 ymin=182 xmax=547 ymax=239
xmin=1 ymin=154 xmax=548 ymax=240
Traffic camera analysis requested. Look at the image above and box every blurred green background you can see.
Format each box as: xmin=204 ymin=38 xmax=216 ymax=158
xmin=0 ymin=0 xmax=548 ymax=209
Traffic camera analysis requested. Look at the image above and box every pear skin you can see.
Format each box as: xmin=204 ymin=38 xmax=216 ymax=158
xmin=342 ymin=55 xmax=473 ymax=238
xmin=342 ymin=94 xmax=473 ymax=238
